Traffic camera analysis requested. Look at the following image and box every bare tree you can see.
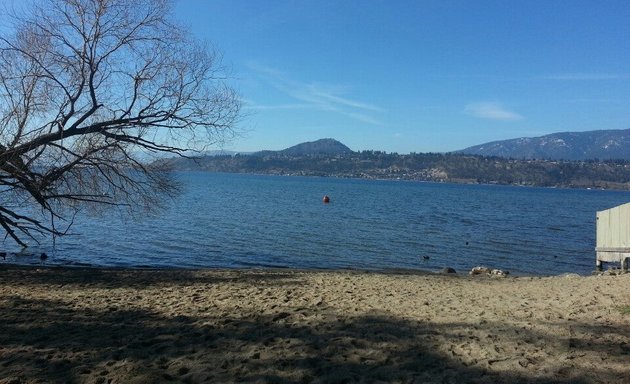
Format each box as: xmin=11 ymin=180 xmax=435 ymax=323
xmin=0 ymin=0 xmax=240 ymax=247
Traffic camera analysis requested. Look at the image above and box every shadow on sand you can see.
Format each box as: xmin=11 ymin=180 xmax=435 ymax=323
xmin=0 ymin=268 xmax=628 ymax=383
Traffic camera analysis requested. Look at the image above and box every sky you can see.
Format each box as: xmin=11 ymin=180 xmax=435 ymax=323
xmin=173 ymin=0 xmax=630 ymax=153
xmin=5 ymin=0 xmax=630 ymax=154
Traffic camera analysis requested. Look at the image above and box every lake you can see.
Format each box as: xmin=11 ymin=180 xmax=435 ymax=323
xmin=4 ymin=172 xmax=629 ymax=275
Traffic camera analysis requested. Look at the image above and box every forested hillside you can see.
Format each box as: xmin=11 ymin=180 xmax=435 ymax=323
xmin=159 ymin=149 xmax=630 ymax=190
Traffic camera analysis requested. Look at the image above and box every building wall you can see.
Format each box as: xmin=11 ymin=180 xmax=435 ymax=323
xmin=596 ymin=202 xmax=630 ymax=264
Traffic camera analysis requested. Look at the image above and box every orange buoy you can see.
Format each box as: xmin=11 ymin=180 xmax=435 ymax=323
xmin=323 ymin=195 xmax=330 ymax=203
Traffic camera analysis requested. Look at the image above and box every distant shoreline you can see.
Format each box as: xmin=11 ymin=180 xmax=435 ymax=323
xmin=172 ymin=169 xmax=630 ymax=192
xmin=160 ymin=149 xmax=630 ymax=191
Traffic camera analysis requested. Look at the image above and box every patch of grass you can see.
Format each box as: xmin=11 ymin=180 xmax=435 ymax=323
xmin=616 ymin=305 xmax=630 ymax=315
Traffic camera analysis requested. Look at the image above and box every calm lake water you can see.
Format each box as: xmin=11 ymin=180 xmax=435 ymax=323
xmin=4 ymin=172 xmax=630 ymax=275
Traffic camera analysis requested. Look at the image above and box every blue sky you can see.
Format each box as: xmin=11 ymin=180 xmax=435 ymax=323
xmin=174 ymin=0 xmax=630 ymax=154
xmin=41 ymin=1 xmax=630 ymax=154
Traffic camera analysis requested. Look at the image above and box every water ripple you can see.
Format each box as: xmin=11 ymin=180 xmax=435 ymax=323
xmin=7 ymin=173 xmax=629 ymax=276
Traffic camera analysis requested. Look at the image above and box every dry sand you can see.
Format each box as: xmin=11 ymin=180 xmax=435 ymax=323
xmin=0 ymin=266 xmax=628 ymax=384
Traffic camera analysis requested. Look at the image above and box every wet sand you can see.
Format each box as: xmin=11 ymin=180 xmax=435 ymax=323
xmin=0 ymin=266 xmax=628 ymax=383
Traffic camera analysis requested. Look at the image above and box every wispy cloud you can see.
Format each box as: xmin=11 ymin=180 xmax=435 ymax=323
xmin=244 ymin=99 xmax=312 ymax=111
xmin=303 ymin=84 xmax=384 ymax=112
xmin=543 ymin=73 xmax=630 ymax=81
xmin=464 ymin=102 xmax=523 ymax=121
xmin=246 ymin=63 xmax=385 ymax=125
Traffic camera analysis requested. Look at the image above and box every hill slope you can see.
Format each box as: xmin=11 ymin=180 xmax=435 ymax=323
xmin=257 ymin=138 xmax=353 ymax=156
xmin=156 ymin=139 xmax=630 ymax=190
xmin=459 ymin=129 xmax=630 ymax=160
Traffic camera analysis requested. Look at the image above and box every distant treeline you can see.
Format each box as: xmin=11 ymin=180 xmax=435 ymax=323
xmin=158 ymin=151 xmax=630 ymax=190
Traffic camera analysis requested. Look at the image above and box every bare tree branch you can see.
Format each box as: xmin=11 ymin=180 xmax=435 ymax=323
xmin=0 ymin=0 xmax=240 ymax=246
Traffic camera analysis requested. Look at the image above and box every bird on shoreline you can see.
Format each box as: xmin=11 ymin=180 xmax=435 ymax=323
xmin=0 ymin=252 xmax=6 ymax=260
xmin=40 ymin=252 xmax=48 ymax=262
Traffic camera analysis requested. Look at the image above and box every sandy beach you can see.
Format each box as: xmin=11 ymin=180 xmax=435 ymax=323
xmin=0 ymin=267 xmax=628 ymax=383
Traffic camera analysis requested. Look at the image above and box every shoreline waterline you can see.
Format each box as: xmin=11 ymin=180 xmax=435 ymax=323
xmin=0 ymin=262 xmax=604 ymax=278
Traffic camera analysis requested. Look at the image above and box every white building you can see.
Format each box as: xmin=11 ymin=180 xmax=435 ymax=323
xmin=596 ymin=202 xmax=630 ymax=271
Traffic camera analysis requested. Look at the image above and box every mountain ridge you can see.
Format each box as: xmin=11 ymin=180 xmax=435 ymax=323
xmin=256 ymin=138 xmax=353 ymax=156
xmin=155 ymin=136 xmax=630 ymax=190
xmin=458 ymin=129 xmax=630 ymax=161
